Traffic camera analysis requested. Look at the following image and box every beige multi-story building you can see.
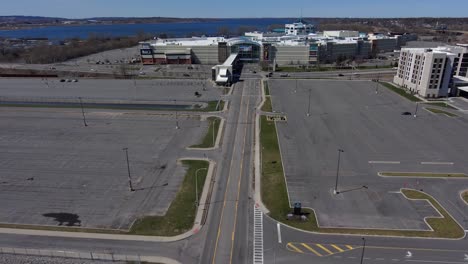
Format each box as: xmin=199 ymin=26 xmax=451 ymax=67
xmin=393 ymin=45 xmax=468 ymax=98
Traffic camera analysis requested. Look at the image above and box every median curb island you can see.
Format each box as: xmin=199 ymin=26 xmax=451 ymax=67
xmin=254 ymin=78 xmax=270 ymax=214
xmin=186 ymin=116 xmax=225 ymax=150
xmin=0 ymin=158 xmax=216 ymax=243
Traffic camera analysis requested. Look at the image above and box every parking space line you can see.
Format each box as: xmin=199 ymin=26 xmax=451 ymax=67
xmin=421 ymin=162 xmax=454 ymax=165
xmin=369 ymin=161 xmax=400 ymax=164
xmin=331 ymin=244 xmax=344 ymax=252
xmin=301 ymin=243 xmax=322 ymax=257
xmin=316 ymin=244 xmax=334 ymax=255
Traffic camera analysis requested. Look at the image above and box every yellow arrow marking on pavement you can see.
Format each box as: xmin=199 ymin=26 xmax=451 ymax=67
xmin=316 ymin=244 xmax=334 ymax=255
xmin=301 ymin=243 xmax=323 ymax=257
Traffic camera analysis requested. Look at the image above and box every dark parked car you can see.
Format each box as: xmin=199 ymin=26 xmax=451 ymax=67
xmin=338 ymin=73 xmax=344 ymax=77
xmin=183 ymin=73 xmax=190 ymax=77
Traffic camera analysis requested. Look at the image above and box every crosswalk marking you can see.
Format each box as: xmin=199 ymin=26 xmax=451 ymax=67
xmin=301 ymin=243 xmax=322 ymax=257
xmin=316 ymin=244 xmax=334 ymax=255
xmin=331 ymin=244 xmax=344 ymax=252
xmin=253 ymin=206 xmax=264 ymax=264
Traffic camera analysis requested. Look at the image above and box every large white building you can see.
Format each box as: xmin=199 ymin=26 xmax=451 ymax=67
xmin=393 ymin=45 xmax=468 ymax=98
xmin=285 ymin=21 xmax=315 ymax=35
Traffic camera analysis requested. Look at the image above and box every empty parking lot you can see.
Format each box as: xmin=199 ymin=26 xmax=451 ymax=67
xmin=269 ymin=79 xmax=468 ymax=230
xmin=0 ymin=107 xmax=207 ymax=230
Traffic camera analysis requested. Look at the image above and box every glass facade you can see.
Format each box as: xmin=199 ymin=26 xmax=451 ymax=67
xmin=230 ymin=43 xmax=260 ymax=62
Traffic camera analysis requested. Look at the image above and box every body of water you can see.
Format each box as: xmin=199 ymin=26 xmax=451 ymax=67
xmin=0 ymin=18 xmax=305 ymax=40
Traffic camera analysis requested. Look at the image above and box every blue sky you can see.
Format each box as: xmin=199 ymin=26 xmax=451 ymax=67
xmin=1 ymin=0 xmax=467 ymax=18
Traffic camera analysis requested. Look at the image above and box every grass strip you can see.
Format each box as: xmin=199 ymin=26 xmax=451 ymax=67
xmin=130 ymin=160 xmax=209 ymax=236
xmin=261 ymin=97 xmax=273 ymax=112
xmin=190 ymin=117 xmax=221 ymax=148
xmin=263 ymin=80 xmax=270 ymax=96
xmin=380 ymin=172 xmax=467 ymax=178
xmin=260 ymin=116 xmax=464 ymax=238
xmin=424 ymin=102 xmax=456 ymax=109
xmin=425 ymin=107 xmax=458 ymax=117
xmin=380 ymin=82 xmax=422 ymax=102
xmin=0 ymin=100 xmax=224 ymax=112
xmin=401 ymin=189 xmax=464 ymax=238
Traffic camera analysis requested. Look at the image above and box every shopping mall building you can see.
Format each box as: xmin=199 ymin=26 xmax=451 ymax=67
xmin=139 ymin=21 xmax=417 ymax=66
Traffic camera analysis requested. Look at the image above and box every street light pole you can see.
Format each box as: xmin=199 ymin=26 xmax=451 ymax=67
xmin=212 ymin=119 xmax=216 ymax=147
xmin=123 ymin=148 xmax=135 ymax=192
xmin=78 ymin=97 xmax=88 ymax=127
xmin=174 ymin=100 xmax=179 ymax=129
xmin=414 ymin=102 xmax=419 ymax=118
xmin=307 ymin=88 xmax=311 ymax=117
xmin=360 ymin=237 xmax=366 ymax=264
xmin=195 ymin=167 xmax=208 ymax=207
xmin=334 ymin=149 xmax=344 ymax=195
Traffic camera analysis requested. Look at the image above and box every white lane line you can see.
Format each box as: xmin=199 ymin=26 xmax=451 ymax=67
xmin=276 ymin=223 xmax=282 ymax=244
xmin=421 ymin=162 xmax=454 ymax=165
xmin=369 ymin=161 xmax=401 ymax=164
xmin=405 ymin=260 xmax=468 ymax=264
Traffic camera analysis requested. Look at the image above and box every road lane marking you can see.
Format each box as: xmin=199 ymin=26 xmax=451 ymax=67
xmin=405 ymin=260 xmax=468 ymax=264
xmin=253 ymin=206 xmax=263 ymax=264
xmin=277 ymin=223 xmax=282 ymax=243
xmin=346 ymin=245 xmax=354 ymax=250
xmin=287 ymin=242 xmax=304 ymax=253
xmin=421 ymin=162 xmax=454 ymax=165
xmin=301 ymin=243 xmax=322 ymax=257
xmin=212 ymin=87 xmax=246 ymax=264
xmin=369 ymin=161 xmax=401 ymax=164
xmin=331 ymin=244 xmax=344 ymax=252
xmin=316 ymin=244 xmax=334 ymax=255
xmin=229 ymin=85 xmax=251 ymax=264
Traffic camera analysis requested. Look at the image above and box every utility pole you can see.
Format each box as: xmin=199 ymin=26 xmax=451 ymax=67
xmin=307 ymin=88 xmax=311 ymax=117
xmin=78 ymin=97 xmax=88 ymax=127
xmin=334 ymin=149 xmax=344 ymax=195
xmin=123 ymin=148 xmax=135 ymax=192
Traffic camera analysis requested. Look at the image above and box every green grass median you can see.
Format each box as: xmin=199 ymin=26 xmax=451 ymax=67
xmin=425 ymin=102 xmax=456 ymax=109
xmin=130 ymin=160 xmax=209 ymax=236
xmin=263 ymin=80 xmax=270 ymax=95
xmin=260 ymin=116 xmax=464 ymax=238
xmin=261 ymin=97 xmax=273 ymax=112
xmin=426 ymin=107 xmax=458 ymax=117
xmin=380 ymin=82 xmax=422 ymax=102
xmin=190 ymin=117 xmax=221 ymax=148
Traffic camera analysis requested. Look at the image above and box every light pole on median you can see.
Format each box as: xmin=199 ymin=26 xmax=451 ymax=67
xmin=414 ymin=102 xmax=419 ymax=118
xmin=174 ymin=99 xmax=179 ymax=129
xmin=78 ymin=97 xmax=88 ymax=127
xmin=195 ymin=167 xmax=208 ymax=207
xmin=123 ymin=147 xmax=135 ymax=192
xmin=360 ymin=237 xmax=366 ymax=264
xmin=307 ymin=88 xmax=311 ymax=117
xmin=334 ymin=149 xmax=344 ymax=195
